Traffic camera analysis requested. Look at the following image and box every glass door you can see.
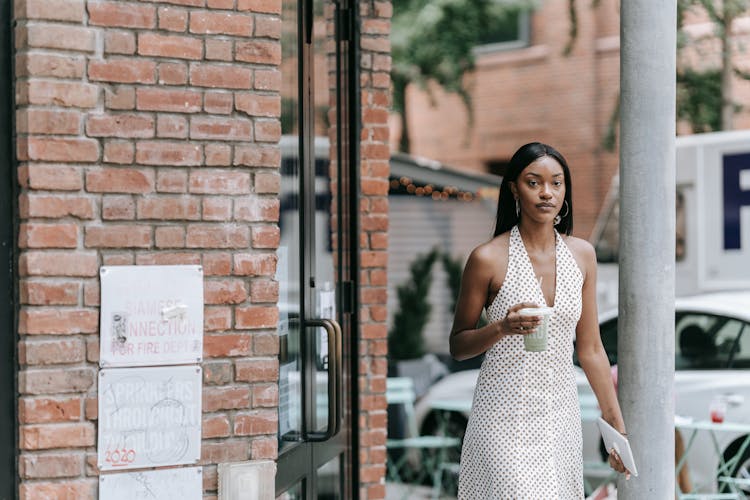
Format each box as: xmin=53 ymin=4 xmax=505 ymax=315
xmin=276 ymin=0 xmax=356 ymax=497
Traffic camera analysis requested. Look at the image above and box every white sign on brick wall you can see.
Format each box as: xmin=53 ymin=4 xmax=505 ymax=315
xmin=100 ymin=466 xmax=202 ymax=500
xmin=99 ymin=265 xmax=204 ymax=367
xmin=98 ymin=365 xmax=202 ymax=471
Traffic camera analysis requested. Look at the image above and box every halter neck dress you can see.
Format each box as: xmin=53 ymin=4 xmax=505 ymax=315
xmin=458 ymin=225 xmax=585 ymax=499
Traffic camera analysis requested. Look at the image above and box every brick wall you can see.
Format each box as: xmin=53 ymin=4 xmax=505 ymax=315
xmin=358 ymin=0 xmax=391 ymax=497
xmin=401 ymin=0 xmax=750 ymax=239
xmin=15 ymin=0 xmax=282 ymax=497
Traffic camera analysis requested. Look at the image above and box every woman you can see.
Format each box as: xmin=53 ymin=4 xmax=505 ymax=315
xmin=449 ymin=142 xmax=629 ymax=498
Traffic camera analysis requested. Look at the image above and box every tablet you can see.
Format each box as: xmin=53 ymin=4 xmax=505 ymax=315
xmin=597 ymin=417 xmax=638 ymax=477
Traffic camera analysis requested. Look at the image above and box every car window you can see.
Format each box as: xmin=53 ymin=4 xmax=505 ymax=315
xmin=675 ymin=313 xmax=750 ymax=370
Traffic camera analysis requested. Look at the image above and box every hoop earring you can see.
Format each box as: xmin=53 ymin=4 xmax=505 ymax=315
xmin=515 ymin=199 xmax=520 ymax=217
xmin=554 ymin=200 xmax=570 ymax=226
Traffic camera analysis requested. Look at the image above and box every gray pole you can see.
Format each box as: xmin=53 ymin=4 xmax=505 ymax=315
xmin=618 ymin=2 xmax=676 ymax=499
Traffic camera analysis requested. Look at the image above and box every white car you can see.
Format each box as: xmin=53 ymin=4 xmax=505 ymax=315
xmin=414 ymin=290 xmax=750 ymax=494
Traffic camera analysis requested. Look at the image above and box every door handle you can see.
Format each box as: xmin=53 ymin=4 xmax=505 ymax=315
xmin=305 ymin=317 xmax=342 ymax=441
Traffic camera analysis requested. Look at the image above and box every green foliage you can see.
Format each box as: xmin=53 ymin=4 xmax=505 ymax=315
xmin=388 ymin=248 xmax=440 ymax=360
xmin=392 ymin=0 xmax=539 ymax=151
xmin=440 ymin=252 xmax=464 ymax=315
xmin=677 ymin=68 xmax=723 ymax=133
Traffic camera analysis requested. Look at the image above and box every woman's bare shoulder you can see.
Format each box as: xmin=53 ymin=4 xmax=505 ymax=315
xmin=561 ymin=235 xmax=597 ymax=274
xmin=470 ymin=232 xmax=510 ymax=265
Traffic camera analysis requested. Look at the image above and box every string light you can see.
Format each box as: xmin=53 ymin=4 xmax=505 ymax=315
xmin=388 ymin=176 xmax=492 ymax=202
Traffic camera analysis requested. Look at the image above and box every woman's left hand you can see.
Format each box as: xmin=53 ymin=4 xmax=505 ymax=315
xmin=608 ymin=449 xmax=631 ymax=480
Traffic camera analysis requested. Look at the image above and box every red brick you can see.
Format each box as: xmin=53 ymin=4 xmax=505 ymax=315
xmin=251 ymin=383 xmax=277 ymax=407
xmin=207 ymin=0 xmax=234 ymax=7
xmin=251 ymin=225 xmax=279 ymax=248
xmin=190 ymin=11 xmax=253 ymax=36
xmin=138 ymin=32 xmax=203 ymax=60
xmin=202 ymin=197 xmax=232 ymax=220
xmin=202 ymin=252 xmax=231 ymax=276
xmin=234 ymin=409 xmax=277 ymax=436
xmin=86 ymin=113 xmax=155 ymax=138
xmin=235 ymin=40 xmax=280 ymax=64
xmin=21 ymin=23 xmax=96 ymax=52
xmin=158 ymin=6 xmax=188 ymax=31
xmin=237 ymin=0 xmax=280 ymax=14
xmin=83 ymin=283 xmax=99 ymax=307
xmin=19 ymin=251 xmax=98 ymax=277
xmin=189 ymin=170 xmax=250 ymax=194
xmin=202 ymin=414 xmax=230 ymax=439
xmin=254 ymin=171 xmax=279 ymax=194
xmin=190 ymin=116 xmax=251 ymax=141
xmin=20 ymin=452 xmax=82 ymax=479
xmin=19 ymin=479 xmax=95 ymax=500
xmin=254 ymin=15 xmax=281 ymax=39
xmin=136 ymin=88 xmax=202 ymax=113
xmin=157 ymin=114 xmax=188 ymax=138
xmin=235 ymin=358 xmax=277 ymax=382
xmin=18 ymin=80 xmax=98 ymax=108
xmin=186 ymin=224 xmax=249 ymax=248
xmin=86 ymin=168 xmax=154 ymax=193
xmin=16 ymin=0 xmax=85 ymax=22
xmin=158 ymin=62 xmax=188 ymax=85
xmin=252 ymin=331 xmax=278 ymax=355
xmin=105 ymin=86 xmax=135 ymax=110
xmin=16 ymin=109 xmax=81 ymax=135
xmin=102 ymin=196 xmax=136 ymax=220
xmin=204 ymin=279 xmax=248 ymax=305
xmin=156 ymin=169 xmax=188 ymax=193
xmin=253 ymin=68 xmax=281 ymax=90
xmin=203 ymin=386 xmax=250 ymax=412
xmin=88 ymin=59 xmax=156 ymax=84
xmin=22 ymin=338 xmax=85 ymax=365
xmin=135 ymin=252 xmax=200 ymax=266
xmin=85 ymin=225 xmax=151 ymax=248
xmin=205 ymin=39 xmax=233 ymax=61
xmin=203 ymin=333 xmax=251 ymax=358
xmin=21 ymin=423 xmax=95 ymax=450
xmin=190 ymin=63 xmax=252 ymax=89
xmin=235 ymin=93 xmax=280 ymax=117
xmin=234 ymin=196 xmax=278 ymax=222
xmin=205 ymin=306 xmax=231 ymax=331
xmin=249 ymin=279 xmax=278 ymax=302
xmin=233 ymin=145 xmax=279 ymax=168
xmin=88 ymin=1 xmax=156 ymax=28
xmin=102 ymin=253 xmax=135 ymax=266
xmin=250 ymin=436 xmax=277 ymax=459
xmin=137 ymin=196 xmax=201 ymax=220
xmin=19 ymin=397 xmax=81 ymax=424
xmin=201 ymin=440 xmax=248 ymax=464
xmin=16 ymin=53 xmax=85 ymax=79
xmin=233 ymin=253 xmax=276 ymax=276
xmin=18 ymin=223 xmax=78 ymax=249
xmin=203 ymin=360 xmax=232 ymax=385
xmin=361 ymin=287 xmax=386 ymax=304
xmin=20 ymin=280 xmax=80 ymax=305
xmin=18 ymin=137 xmax=98 ymax=163
xmin=235 ymin=305 xmax=277 ymax=329
xmin=20 ymin=368 xmax=95 ymax=395
xmin=254 ymin=120 xmax=281 ymax=142
xmin=136 ymin=141 xmax=202 ymax=166
xmin=204 ymin=91 xmax=233 ymax=114
xmin=104 ymin=30 xmax=136 ymax=54
xmin=103 ymin=140 xmax=135 ymax=164
xmin=19 ymin=308 xmax=98 ymax=334
xmin=18 ymin=194 xmax=94 ymax=219
xmin=154 ymin=226 xmax=185 ymax=248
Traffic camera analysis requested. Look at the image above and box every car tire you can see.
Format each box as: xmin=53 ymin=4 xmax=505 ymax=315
xmin=719 ymin=437 xmax=750 ymax=494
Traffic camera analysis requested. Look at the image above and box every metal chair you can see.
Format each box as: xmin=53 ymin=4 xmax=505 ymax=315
xmin=385 ymin=377 xmax=461 ymax=499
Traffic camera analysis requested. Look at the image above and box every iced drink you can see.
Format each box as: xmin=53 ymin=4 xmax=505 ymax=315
xmin=518 ymin=306 xmax=554 ymax=352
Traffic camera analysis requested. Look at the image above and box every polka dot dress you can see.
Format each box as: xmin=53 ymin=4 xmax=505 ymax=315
xmin=458 ymin=225 xmax=585 ymax=499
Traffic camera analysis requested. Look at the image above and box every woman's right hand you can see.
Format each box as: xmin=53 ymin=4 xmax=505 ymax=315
xmin=500 ymin=302 xmax=542 ymax=336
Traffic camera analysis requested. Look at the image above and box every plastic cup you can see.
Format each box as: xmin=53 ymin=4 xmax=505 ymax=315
xmin=518 ymin=306 xmax=554 ymax=352
xmin=710 ymin=397 xmax=727 ymax=423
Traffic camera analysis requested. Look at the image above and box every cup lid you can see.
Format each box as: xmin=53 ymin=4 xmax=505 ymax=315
xmin=518 ymin=306 xmax=554 ymax=316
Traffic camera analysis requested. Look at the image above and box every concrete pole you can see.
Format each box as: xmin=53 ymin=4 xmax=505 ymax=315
xmin=618 ymin=2 xmax=676 ymax=499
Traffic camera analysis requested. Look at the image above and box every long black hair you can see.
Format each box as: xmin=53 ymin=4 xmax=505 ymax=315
xmin=493 ymin=142 xmax=573 ymax=237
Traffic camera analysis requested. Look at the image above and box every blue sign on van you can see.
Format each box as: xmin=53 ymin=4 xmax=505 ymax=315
xmin=724 ymin=152 xmax=750 ymax=250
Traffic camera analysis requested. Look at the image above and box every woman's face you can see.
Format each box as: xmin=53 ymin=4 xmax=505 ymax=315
xmin=511 ymin=155 xmax=566 ymax=224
